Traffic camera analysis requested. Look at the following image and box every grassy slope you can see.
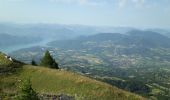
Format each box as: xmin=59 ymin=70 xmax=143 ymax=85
xmin=0 ymin=53 xmax=145 ymax=100
xmin=0 ymin=53 xmax=12 ymax=67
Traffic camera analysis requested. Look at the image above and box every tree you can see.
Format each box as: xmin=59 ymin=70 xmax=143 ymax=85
xmin=31 ymin=60 xmax=37 ymax=66
xmin=15 ymin=79 xmax=39 ymax=100
xmin=40 ymin=50 xmax=59 ymax=69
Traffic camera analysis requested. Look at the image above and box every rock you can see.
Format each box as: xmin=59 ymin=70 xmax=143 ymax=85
xmin=38 ymin=94 xmax=75 ymax=100
xmin=9 ymin=57 xmax=13 ymax=61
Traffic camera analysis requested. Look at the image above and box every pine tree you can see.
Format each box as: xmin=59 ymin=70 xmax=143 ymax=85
xmin=40 ymin=50 xmax=59 ymax=69
xmin=15 ymin=79 xmax=39 ymax=100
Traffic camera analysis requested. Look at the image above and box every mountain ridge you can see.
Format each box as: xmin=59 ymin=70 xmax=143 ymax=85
xmin=48 ymin=30 xmax=170 ymax=49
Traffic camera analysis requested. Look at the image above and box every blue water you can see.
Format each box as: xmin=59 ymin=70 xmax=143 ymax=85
xmin=0 ymin=40 xmax=49 ymax=54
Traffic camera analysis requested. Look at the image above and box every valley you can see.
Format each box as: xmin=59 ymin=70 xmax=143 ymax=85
xmin=1 ymin=0 xmax=170 ymax=99
xmin=10 ymin=30 xmax=170 ymax=99
xmin=0 ymin=52 xmax=144 ymax=100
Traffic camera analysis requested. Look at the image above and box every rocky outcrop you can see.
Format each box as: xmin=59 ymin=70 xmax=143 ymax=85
xmin=38 ymin=94 xmax=75 ymax=100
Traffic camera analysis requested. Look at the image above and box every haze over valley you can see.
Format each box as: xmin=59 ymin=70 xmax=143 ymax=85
xmin=1 ymin=0 xmax=170 ymax=100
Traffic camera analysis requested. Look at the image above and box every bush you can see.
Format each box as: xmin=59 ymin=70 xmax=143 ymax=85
xmin=15 ymin=79 xmax=39 ymax=100
xmin=31 ymin=60 xmax=37 ymax=66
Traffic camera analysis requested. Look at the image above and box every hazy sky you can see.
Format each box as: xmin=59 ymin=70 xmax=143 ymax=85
xmin=0 ymin=0 xmax=170 ymax=28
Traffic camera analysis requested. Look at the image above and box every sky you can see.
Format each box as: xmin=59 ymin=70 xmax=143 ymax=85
xmin=0 ymin=0 xmax=170 ymax=28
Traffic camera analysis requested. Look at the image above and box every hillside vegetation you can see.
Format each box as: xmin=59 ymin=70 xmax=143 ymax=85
xmin=0 ymin=52 xmax=144 ymax=100
xmin=11 ymin=31 xmax=170 ymax=99
xmin=0 ymin=52 xmax=12 ymax=66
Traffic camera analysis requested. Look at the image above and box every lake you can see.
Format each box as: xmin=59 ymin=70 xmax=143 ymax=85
xmin=0 ymin=40 xmax=50 ymax=54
